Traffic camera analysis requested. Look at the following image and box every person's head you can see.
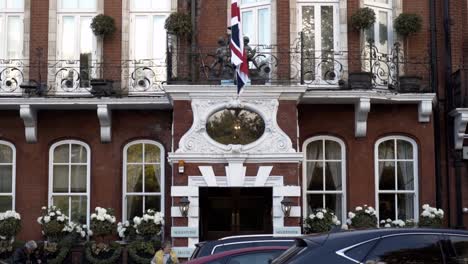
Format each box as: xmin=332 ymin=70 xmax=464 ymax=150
xmin=25 ymin=240 xmax=37 ymax=254
xmin=162 ymin=241 xmax=172 ymax=254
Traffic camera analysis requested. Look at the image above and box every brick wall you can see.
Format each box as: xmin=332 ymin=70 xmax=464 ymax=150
xmin=103 ymin=0 xmax=122 ymax=81
xmin=29 ymin=0 xmax=49 ymax=82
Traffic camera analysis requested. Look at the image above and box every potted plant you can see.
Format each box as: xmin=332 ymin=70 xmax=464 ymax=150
xmin=164 ymin=12 xmax=192 ymax=38
xmin=418 ymin=204 xmax=444 ymax=228
xmin=394 ymin=13 xmax=423 ymax=93
xmin=349 ymin=7 xmax=376 ymax=90
xmin=90 ymin=14 xmax=117 ymax=97
xmin=303 ymin=208 xmax=341 ymax=234
xmin=127 ymin=209 xmax=164 ymax=263
xmin=0 ymin=210 xmax=21 ymax=261
xmin=346 ymin=205 xmax=378 ymax=229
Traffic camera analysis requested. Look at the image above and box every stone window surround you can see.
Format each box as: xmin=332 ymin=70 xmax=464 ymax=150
xmin=0 ymin=140 xmax=16 ymax=211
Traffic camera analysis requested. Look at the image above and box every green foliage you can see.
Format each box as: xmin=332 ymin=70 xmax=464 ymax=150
xmin=347 ymin=205 xmax=378 ymax=229
xmin=37 ymin=206 xmax=69 ymax=242
xmin=350 ymin=7 xmax=376 ymax=31
xmin=90 ymin=208 xmax=117 ymax=238
xmin=84 ymin=242 xmax=122 ymax=264
xmin=394 ymin=13 xmax=422 ymax=37
xmin=165 ymin=12 xmax=192 ymax=36
xmin=0 ymin=217 xmax=21 ymax=240
xmin=303 ymin=208 xmax=340 ymax=234
xmin=91 ymin=14 xmax=116 ymax=37
xmin=128 ymin=241 xmax=161 ymax=264
xmin=419 ymin=217 xmax=442 ymax=228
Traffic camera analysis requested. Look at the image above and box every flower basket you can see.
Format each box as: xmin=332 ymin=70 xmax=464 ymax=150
xmin=303 ymin=208 xmax=341 ymax=234
xmin=133 ymin=209 xmax=164 ymax=241
xmin=419 ymin=204 xmax=444 ymax=228
xmin=346 ymin=205 xmax=378 ymax=229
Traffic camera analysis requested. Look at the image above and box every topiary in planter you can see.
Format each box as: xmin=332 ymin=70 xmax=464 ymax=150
xmin=394 ymin=13 xmax=422 ymax=37
xmin=350 ymin=7 xmax=376 ymax=31
xmin=91 ymin=14 xmax=116 ymax=37
xmin=164 ymin=12 xmax=192 ymax=37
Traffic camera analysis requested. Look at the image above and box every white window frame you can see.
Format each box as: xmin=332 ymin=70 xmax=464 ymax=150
xmin=56 ymin=14 xmax=99 ymax=60
xmin=122 ymin=140 xmax=165 ymax=221
xmin=129 ymin=13 xmax=169 ymax=61
xmin=57 ymin=0 xmax=98 ymax=13
xmin=240 ymin=0 xmax=272 ymax=46
xmin=374 ymin=136 xmax=419 ymax=223
xmin=0 ymin=1 xmax=24 ymax=59
xmin=0 ymin=140 xmax=15 ymax=211
xmin=302 ymin=136 xmax=347 ymax=224
xmin=48 ymin=140 xmax=91 ymax=227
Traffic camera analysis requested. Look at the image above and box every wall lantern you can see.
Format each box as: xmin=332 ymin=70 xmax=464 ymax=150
xmin=281 ymin=197 xmax=294 ymax=218
xmin=178 ymin=160 xmax=185 ymax=174
xmin=179 ymin=196 xmax=190 ymax=217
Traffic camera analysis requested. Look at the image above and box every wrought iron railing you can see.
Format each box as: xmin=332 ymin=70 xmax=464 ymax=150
xmin=0 ymin=59 xmax=25 ymax=94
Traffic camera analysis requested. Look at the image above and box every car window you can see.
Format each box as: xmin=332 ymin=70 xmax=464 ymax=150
xmin=206 ymin=261 xmax=224 ymax=264
xmin=226 ymin=251 xmax=283 ymax=264
xmin=449 ymin=235 xmax=468 ymax=263
xmin=364 ymin=234 xmax=443 ymax=264
xmin=212 ymin=241 xmax=293 ymax=254
xmin=345 ymin=239 xmax=379 ymax=262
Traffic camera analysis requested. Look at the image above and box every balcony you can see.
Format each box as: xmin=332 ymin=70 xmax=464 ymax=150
xmin=0 ymin=34 xmax=431 ymax=98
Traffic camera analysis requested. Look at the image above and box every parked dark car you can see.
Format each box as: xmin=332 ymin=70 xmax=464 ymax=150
xmin=190 ymin=235 xmax=298 ymax=259
xmin=186 ymin=246 xmax=288 ymax=264
xmin=272 ymin=228 xmax=468 ymax=264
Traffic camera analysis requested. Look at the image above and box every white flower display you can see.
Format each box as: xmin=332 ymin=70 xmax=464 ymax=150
xmin=303 ymin=208 xmax=341 ymax=234
xmin=346 ymin=204 xmax=378 ymax=228
xmin=0 ymin=210 xmax=21 ymax=221
xmin=91 ymin=207 xmax=116 ymax=224
xmin=132 ymin=209 xmax=164 ymax=238
xmin=117 ymin=220 xmax=134 ymax=239
xmin=316 ymin=212 xmax=324 ymax=219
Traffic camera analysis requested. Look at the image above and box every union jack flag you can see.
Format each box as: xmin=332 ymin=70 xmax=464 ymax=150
xmin=230 ymin=0 xmax=249 ymax=94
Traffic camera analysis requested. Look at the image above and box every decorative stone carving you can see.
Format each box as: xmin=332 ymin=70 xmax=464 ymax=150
xmin=19 ymin=105 xmax=37 ymax=143
xmin=175 ymin=98 xmax=296 ymax=155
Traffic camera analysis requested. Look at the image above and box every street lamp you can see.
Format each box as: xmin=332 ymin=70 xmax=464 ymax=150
xmin=281 ymin=197 xmax=294 ymax=218
xmin=179 ymin=197 xmax=190 ymax=217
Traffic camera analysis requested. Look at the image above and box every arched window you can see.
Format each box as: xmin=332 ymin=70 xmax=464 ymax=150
xmin=0 ymin=141 xmax=15 ymax=211
xmin=375 ymin=136 xmax=418 ymax=222
xmin=49 ymin=140 xmax=90 ymax=225
xmin=123 ymin=140 xmax=164 ymax=220
xmin=303 ymin=136 xmax=346 ymax=222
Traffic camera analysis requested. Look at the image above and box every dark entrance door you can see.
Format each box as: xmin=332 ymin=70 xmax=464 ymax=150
xmin=199 ymin=187 xmax=273 ymax=241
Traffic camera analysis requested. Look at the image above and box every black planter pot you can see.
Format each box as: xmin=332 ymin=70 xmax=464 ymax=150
xmin=348 ymin=72 xmax=373 ymax=90
xmin=398 ymin=76 xmax=422 ymax=93
xmin=90 ymin=79 xmax=114 ymax=97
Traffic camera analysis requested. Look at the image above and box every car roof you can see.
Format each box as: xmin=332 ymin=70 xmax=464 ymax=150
xmin=196 ymin=234 xmax=298 ymax=247
xmin=186 ymin=246 xmax=289 ymax=264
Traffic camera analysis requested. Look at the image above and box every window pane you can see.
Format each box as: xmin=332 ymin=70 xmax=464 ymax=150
xmin=54 ymin=144 xmax=70 ymax=163
xmin=379 ymin=193 xmax=395 ymax=221
xmin=397 ymin=161 xmax=414 ymax=190
xmin=378 ymin=11 xmax=388 ymax=52
xmin=258 ymin=8 xmax=270 ymax=45
xmin=325 ymin=140 xmax=341 ymax=159
xmin=378 ymin=140 xmax=394 ymax=159
xmin=242 ymin=11 xmax=254 ymax=43
xmin=306 ymin=161 xmax=323 ymax=190
xmin=144 ymin=165 xmax=160 ymax=192
xmin=0 ymin=196 xmax=12 ymax=211
xmin=321 ymin=6 xmax=334 ymax=51
xmin=145 ymin=195 xmax=161 ymax=212
xmin=145 ymin=144 xmax=161 ymax=163
xmin=127 ymin=144 xmax=143 ymax=163
xmin=450 ymin=236 xmax=468 ymax=260
xmin=306 ymin=140 xmax=322 ymax=160
xmin=325 ymin=194 xmax=342 ymax=221
xmin=302 ymin=6 xmax=315 ymax=51
xmin=62 ymin=16 xmax=76 ymax=60
xmin=53 ymin=165 xmax=69 ymax=193
xmin=306 ymin=194 xmax=323 ymax=213
xmin=345 ymin=240 xmax=379 ymax=263
xmin=325 ymin=162 xmax=341 ymax=190
xmin=135 ymin=16 xmax=149 ymax=60
xmin=0 ymin=165 xmax=12 ymax=193
xmin=52 ymin=196 xmax=69 ymax=215
xmin=0 ymin=145 xmax=13 ymax=163
xmin=62 ymin=0 xmax=78 ymax=8
xmin=70 ymin=165 xmax=87 ymax=193
xmin=127 ymin=195 xmax=143 ymax=220
xmin=397 ymin=140 xmax=413 ymax=159
xmin=7 ymin=16 xmax=22 ymax=59
xmin=0 ymin=17 xmax=3 ymax=57
xmin=397 ymin=194 xmax=414 ymax=221
xmin=379 ymin=161 xmax=395 ymax=190
xmin=80 ymin=17 xmax=93 ymax=54
xmin=133 ymin=0 xmax=150 ymax=9
xmin=151 ymin=0 xmax=170 ymax=10
xmin=7 ymin=0 xmax=23 ymax=8
xmin=71 ymin=144 xmax=87 ymax=163
xmin=153 ymin=15 xmax=166 ymax=59
xmin=365 ymin=235 xmax=443 ymax=264
xmin=0 ymin=0 xmax=5 ymax=8
xmin=71 ymin=196 xmax=87 ymax=224
xmin=227 ymin=251 xmax=283 ymax=264
xmin=127 ymin=165 xmax=143 ymax=192
xmin=79 ymin=0 xmax=96 ymax=9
